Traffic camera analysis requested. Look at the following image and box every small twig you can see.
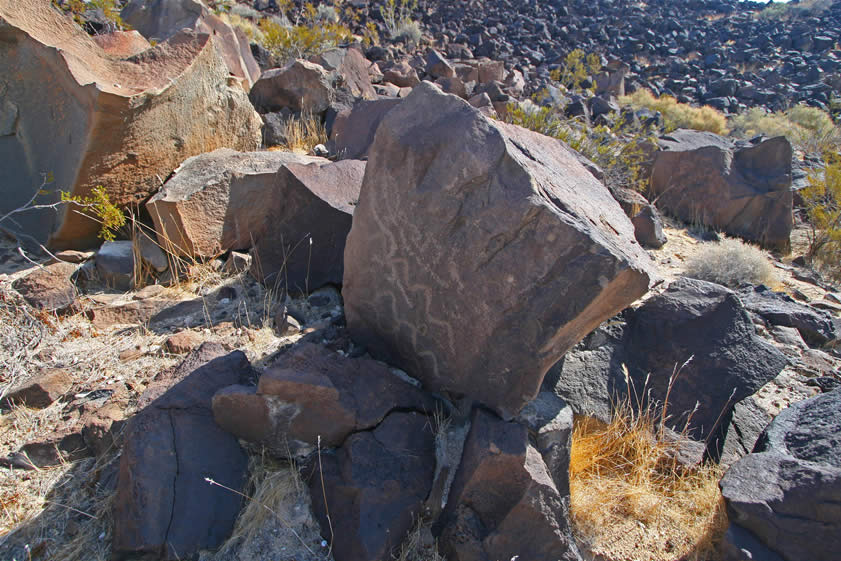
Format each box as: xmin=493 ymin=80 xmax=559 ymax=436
xmin=317 ymin=435 xmax=334 ymax=558
xmin=42 ymin=500 xmax=96 ymax=519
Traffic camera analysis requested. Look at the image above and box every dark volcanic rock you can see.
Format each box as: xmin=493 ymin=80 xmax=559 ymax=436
xmin=439 ymin=408 xmax=582 ymax=561
xmin=213 ymin=342 xmax=435 ymax=455
xmin=650 ymin=130 xmax=793 ymax=251
xmin=328 ymin=98 xmax=402 ymax=160
xmin=720 ymin=387 xmax=841 ymax=561
xmin=343 ymin=82 xmax=656 ymax=419
xmin=738 ymin=284 xmax=840 ymax=347
xmin=307 ymin=411 xmax=436 ymax=561
xmin=548 ymin=278 xmax=788 ymax=447
xmin=113 ymin=344 xmax=251 ymax=561
xmin=249 ymin=159 xmax=365 ymax=294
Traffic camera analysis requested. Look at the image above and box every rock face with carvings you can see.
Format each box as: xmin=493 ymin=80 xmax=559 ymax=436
xmin=342 ymin=82 xmax=657 ymax=419
xmin=0 ymin=0 xmax=262 ymax=248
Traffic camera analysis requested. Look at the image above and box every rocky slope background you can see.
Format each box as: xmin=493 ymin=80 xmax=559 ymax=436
xmin=1 ymin=1 xmax=840 ymax=561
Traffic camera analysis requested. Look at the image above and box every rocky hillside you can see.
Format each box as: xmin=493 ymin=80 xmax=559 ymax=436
xmin=1 ymin=1 xmax=840 ymax=561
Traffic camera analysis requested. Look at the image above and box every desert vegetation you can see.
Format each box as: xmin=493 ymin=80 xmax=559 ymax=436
xmin=684 ymin=237 xmax=779 ymax=288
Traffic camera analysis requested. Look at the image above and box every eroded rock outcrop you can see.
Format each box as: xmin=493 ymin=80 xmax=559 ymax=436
xmin=120 ymin=0 xmax=260 ymax=88
xmin=650 ymin=130 xmax=793 ymax=251
xmin=343 ymin=82 xmax=657 ymax=419
xmin=0 ymin=0 xmax=262 ymax=248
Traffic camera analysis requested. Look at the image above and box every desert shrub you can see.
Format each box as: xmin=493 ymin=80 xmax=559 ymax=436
xmin=380 ymin=0 xmax=420 ymax=42
xmin=729 ymin=105 xmax=841 ymax=156
xmin=570 ymin=383 xmax=727 ymax=561
xmin=258 ymin=14 xmax=352 ymax=64
xmin=758 ymin=0 xmax=832 ymax=20
xmin=551 ymin=48 xmax=602 ymax=92
xmin=683 ymin=237 xmax=778 ymax=288
xmin=504 ymin=103 xmax=654 ymax=193
xmin=620 ymin=89 xmax=729 ymax=135
xmin=60 ymin=185 xmax=126 ymax=242
xmin=52 ymin=0 xmax=125 ymax=29
xmin=801 ymin=157 xmax=841 ymax=279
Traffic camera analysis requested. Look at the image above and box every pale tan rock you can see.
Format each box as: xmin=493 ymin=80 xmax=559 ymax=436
xmin=0 ymin=0 xmax=262 ymax=249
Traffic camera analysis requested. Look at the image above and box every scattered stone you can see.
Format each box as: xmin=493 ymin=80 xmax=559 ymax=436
xmin=146 ymin=149 xmax=321 ymax=259
xmin=212 ymin=342 xmax=435 ymax=455
xmin=632 ymin=205 xmax=667 ymax=249
xmin=738 ymin=285 xmax=839 ymax=347
xmin=383 ymin=60 xmax=420 ymax=88
xmin=12 ymin=261 xmax=78 ymax=312
xmin=439 ymin=408 xmax=582 ymax=561
xmin=720 ymin=388 xmax=841 ymax=561
xmin=249 ymin=60 xmax=333 ymax=114
xmin=121 ymin=0 xmax=260 ymax=88
xmin=164 ymin=330 xmax=203 ymax=354
xmin=343 ymin=83 xmax=656 ymax=419
xmin=312 ymin=47 xmax=378 ymax=101
xmin=137 ymin=231 xmax=168 ymax=273
xmin=52 ymin=250 xmax=94 ymax=264
xmin=222 ymin=251 xmax=251 ymax=275
xmin=114 ymin=344 xmax=252 ymax=561
xmin=95 ymin=241 xmax=135 ymax=291
xmin=328 ymin=98 xmax=402 ymax=160
xmin=2 ymin=369 xmax=72 ymax=409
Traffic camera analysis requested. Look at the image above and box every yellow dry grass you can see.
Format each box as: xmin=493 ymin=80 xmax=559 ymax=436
xmin=267 ymin=113 xmax=328 ymax=155
xmin=620 ymin=90 xmax=729 ymax=135
xmin=569 ymin=399 xmax=727 ymax=561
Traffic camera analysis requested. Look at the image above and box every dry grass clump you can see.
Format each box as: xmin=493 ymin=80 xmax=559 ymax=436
xmin=569 ymin=400 xmax=727 ymax=561
xmin=683 ymin=237 xmax=778 ymax=288
xmin=267 ymin=113 xmax=328 ymax=155
xmin=621 ymin=90 xmax=729 ymax=135
xmin=394 ymin=519 xmax=445 ymax=561
xmin=729 ymin=105 xmax=840 ymax=155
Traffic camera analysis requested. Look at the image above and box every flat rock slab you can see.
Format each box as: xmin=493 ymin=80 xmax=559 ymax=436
xmin=343 ymin=82 xmax=656 ymax=419
xmin=114 ymin=343 xmax=252 ymax=560
xmin=720 ymin=387 xmax=841 ymax=561
xmin=439 ymin=408 xmax=582 ymax=561
xmin=2 ymin=369 xmax=73 ymax=409
xmin=651 ymin=129 xmax=793 ymax=251
xmin=11 ymin=261 xmax=78 ymax=312
xmin=213 ymin=342 xmax=435 ymax=455
xmin=307 ymin=411 xmax=436 ymax=561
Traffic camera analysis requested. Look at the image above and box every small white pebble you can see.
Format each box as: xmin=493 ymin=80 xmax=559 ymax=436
xmin=321 ymin=540 xmax=328 ymax=548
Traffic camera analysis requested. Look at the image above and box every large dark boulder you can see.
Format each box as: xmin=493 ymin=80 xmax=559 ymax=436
xmin=328 ymin=98 xmax=402 ymax=160
xmin=113 ymin=344 xmax=252 ymax=561
xmin=720 ymin=388 xmax=841 ymax=561
xmin=307 ymin=411 xmax=436 ymax=561
xmin=342 ymin=82 xmax=657 ymax=419
xmin=438 ymin=408 xmax=582 ymax=561
xmin=548 ymin=278 xmax=788 ymax=446
xmin=650 ymin=130 xmax=793 ymax=251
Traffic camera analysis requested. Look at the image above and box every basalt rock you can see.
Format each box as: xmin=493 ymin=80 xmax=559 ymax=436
xmin=343 ymin=82 xmax=656 ymax=419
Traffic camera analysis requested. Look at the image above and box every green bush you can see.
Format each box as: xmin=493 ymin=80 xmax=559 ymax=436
xmin=550 ymin=49 xmax=602 ymax=92
xmin=802 ymin=157 xmax=841 ymax=279
xmin=758 ymin=0 xmax=832 ymax=21
xmin=60 ymin=186 xmax=126 ymax=242
xmin=683 ymin=237 xmax=778 ymax=288
xmin=620 ymin=90 xmax=729 ymax=135
xmin=52 ymin=0 xmax=125 ymax=29
xmin=257 ymin=2 xmax=353 ymax=64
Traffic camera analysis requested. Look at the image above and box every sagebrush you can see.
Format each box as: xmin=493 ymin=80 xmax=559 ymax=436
xmin=802 ymin=156 xmax=841 ymax=280
xmin=683 ymin=237 xmax=778 ymax=288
